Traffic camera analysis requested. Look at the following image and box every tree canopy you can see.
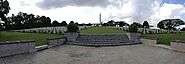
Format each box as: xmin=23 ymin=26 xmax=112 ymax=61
xmin=3 ymin=12 xmax=52 ymax=30
xmin=52 ymin=20 xmax=60 ymax=27
xmin=61 ymin=21 xmax=67 ymax=26
xmin=159 ymin=19 xmax=185 ymax=30
xmin=0 ymin=0 xmax=10 ymax=21
xmin=157 ymin=22 xmax=165 ymax=29
xmin=143 ymin=21 xmax=149 ymax=28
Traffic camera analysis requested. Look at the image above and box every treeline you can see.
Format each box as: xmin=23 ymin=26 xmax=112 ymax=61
xmin=1 ymin=12 xmax=73 ymax=30
xmin=4 ymin=12 xmax=53 ymax=30
xmin=103 ymin=20 xmax=150 ymax=28
xmin=104 ymin=19 xmax=185 ymax=31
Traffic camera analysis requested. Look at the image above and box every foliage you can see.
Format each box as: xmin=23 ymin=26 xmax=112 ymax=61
xmin=61 ymin=21 xmax=67 ymax=26
xmin=143 ymin=21 xmax=149 ymax=28
xmin=157 ymin=22 xmax=165 ymax=29
xmin=0 ymin=32 xmax=63 ymax=46
xmin=52 ymin=20 xmax=60 ymax=26
xmin=159 ymin=19 xmax=185 ymax=30
xmin=3 ymin=12 xmax=52 ymax=30
xmin=133 ymin=22 xmax=142 ymax=28
xmin=0 ymin=0 xmax=10 ymax=31
xmin=80 ymin=27 xmax=127 ymax=34
xmin=70 ymin=21 xmax=74 ymax=24
xmin=0 ymin=0 xmax=10 ymax=21
xmin=107 ymin=20 xmax=115 ymax=26
xmin=181 ymin=28 xmax=185 ymax=31
xmin=115 ymin=21 xmax=128 ymax=27
xmin=75 ymin=22 xmax=79 ymax=25
xmin=128 ymin=23 xmax=138 ymax=32
xmin=67 ymin=23 xmax=79 ymax=32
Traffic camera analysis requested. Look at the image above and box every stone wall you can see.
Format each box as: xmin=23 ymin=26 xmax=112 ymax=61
xmin=77 ymin=34 xmax=130 ymax=42
xmin=140 ymin=38 xmax=158 ymax=45
xmin=127 ymin=33 xmax=141 ymax=43
xmin=0 ymin=40 xmax=36 ymax=57
xmin=64 ymin=32 xmax=79 ymax=42
xmin=47 ymin=38 xmax=66 ymax=48
xmin=171 ymin=40 xmax=185 ymax=52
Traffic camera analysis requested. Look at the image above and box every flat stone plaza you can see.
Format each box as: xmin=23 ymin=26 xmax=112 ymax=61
xmin=1 ymin=44 xmax=185 ymax=64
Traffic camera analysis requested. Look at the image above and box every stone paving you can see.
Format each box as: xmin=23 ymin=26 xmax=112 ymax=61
xmin=1 ymin=44 xmax=185 ymax=64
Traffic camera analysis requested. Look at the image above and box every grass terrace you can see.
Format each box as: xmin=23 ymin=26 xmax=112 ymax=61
xmin=0 ymin=32 xmax=63 ymax=46
xmin=80 ymin=26 xmax=127 ymax=34
xmin=142 ymin=32 xmax=185 ymax=45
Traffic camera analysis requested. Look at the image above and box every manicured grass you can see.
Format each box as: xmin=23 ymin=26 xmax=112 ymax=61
xmin=0 ymin=32 xmax=63 ymax=46
xmin=142 ymin=32 xmax=185 ymax=45
xmin=80 ymin=27 xmax=127 ymax=34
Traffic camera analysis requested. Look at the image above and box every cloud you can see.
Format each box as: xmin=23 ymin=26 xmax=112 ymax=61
xmin=36 ymin=0 xmax=117 ymax=10
xmin=8 ymin=0 xmax=185 ymax=28
xmin=151 ymin=3 xmax=185 ymax=27
xmin=101 ymin=0 xmax=162 ymax=24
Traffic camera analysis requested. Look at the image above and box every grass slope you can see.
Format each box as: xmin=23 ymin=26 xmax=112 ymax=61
xmin=142 ymin=32 xmax=185 ymax=45
xmin=80 ymin=27 xmax=127 ymax=34
xmin=0 ymin=32 xmax=63 ymax=46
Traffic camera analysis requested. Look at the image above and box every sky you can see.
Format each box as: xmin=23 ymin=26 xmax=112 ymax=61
xmin=8 ymin=0 xmax=185 ymax=27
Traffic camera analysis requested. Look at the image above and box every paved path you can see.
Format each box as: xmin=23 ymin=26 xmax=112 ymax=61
xmin=1 ymin=44 xmax=185 ymax=64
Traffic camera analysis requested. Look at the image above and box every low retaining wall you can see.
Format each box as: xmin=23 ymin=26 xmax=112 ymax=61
xmin=171 ymin=40 xmax=185 ymax=52
xmin=127 ymin=33 xmax=141 ymax=43
xmin=140 ymin=38 xmax=158 ymax=45
xmin=64 ymin=32 xmax=79 ymax=42
xmin=0 ymin=40 xmax=36 ymax=57
xmin=77 ymin=34 xmax=130 ymax=42
xmin=47 ymin=38 xmax=66 ymax=48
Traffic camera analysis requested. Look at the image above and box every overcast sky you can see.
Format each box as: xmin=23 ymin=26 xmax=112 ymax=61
xmin=8 ymin=0 xmax=185 ymax=27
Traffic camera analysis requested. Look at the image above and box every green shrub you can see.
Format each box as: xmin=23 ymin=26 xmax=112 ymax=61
xmin=67 ymin=23 xmax=79 ymax=32
xmin=129 ymin=24 xmax=138 ymax=32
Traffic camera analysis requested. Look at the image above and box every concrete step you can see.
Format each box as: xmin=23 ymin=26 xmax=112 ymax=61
xmin=66 ymin=41 xmax=140 ymax=47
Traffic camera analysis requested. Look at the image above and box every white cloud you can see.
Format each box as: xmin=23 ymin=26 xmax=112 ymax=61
xmin=151 ymin=3 xmax=185 ymax=27
xmin=7 ymin=0 xmax=185 ymax=26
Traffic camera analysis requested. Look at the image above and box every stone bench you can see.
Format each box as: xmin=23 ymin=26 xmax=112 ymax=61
xmin=0 ymin=40 xmax=36 ymax=57
xmin=140 ymin=38 xmax=158 ymax=45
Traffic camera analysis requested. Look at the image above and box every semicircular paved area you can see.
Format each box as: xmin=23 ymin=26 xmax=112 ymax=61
xmin=1 ymin=44 xmax=185 ymax=64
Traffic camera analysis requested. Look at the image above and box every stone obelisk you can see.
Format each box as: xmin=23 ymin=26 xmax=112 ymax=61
xmin=99 ymin=13 xmax=102 ymax=26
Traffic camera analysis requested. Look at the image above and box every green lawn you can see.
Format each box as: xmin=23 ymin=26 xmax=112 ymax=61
xmin=0 ymin=32 xmax=63 ymax=46
xmin=80 ymin=27 xmax=127 ymax=34
xmin=142 ymin=32 xmax=185 ymax=45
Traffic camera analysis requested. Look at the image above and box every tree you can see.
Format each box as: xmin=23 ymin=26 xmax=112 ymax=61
xmin=160 ymin=19 xmax=185 ymax=30
xmin=143 ymin=21 xmax=149 ymax=28
xmin=45 ymin=17 xmax=51 ymax=27
xmin=70 ymin=21 xmax=74 ymax=24
xmin=75 ymin=22 xmax=78 ymax=25
xmin=0 ymin=0 xmax=10 ymax=21
xmin=67 ymin=23 xmax=79 ymax=32
xmin=61 ymin=21 xmax=67 ymax=26
xmin=157 ymin=22 xmax=164 ymax=29
xmin=107 ymin=20 xmax=115 ymax=26
xmin=118 ymin=21 xmax=128 ymax=27
xmin=0 ymin=0 xmax=10 ymax=30
xmin=52 ymin=20 xmax=60 ymax=26
xmin=129 ymin=23 xmax=138 ymax=32
xmin=133 ymin=22 xmax=142 ymax=28
xmin=180 ymin=28 xmax=185 ymax=31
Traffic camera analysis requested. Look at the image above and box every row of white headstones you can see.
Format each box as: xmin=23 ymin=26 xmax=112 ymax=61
xmin=7 ymin=26 xmax=93 ymax=34
xmin=112 ymin=27 xmax=181 ymax=34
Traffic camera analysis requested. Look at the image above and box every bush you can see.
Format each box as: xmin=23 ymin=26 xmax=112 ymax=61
xmin=129 ymin=24 xmax=138 ymax=32
xmin=67 ymin=23 xmax=79 ymax=32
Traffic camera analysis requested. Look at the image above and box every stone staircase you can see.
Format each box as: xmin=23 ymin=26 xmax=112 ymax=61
xmin=67 ymin=34 xmax=140 ymax=46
